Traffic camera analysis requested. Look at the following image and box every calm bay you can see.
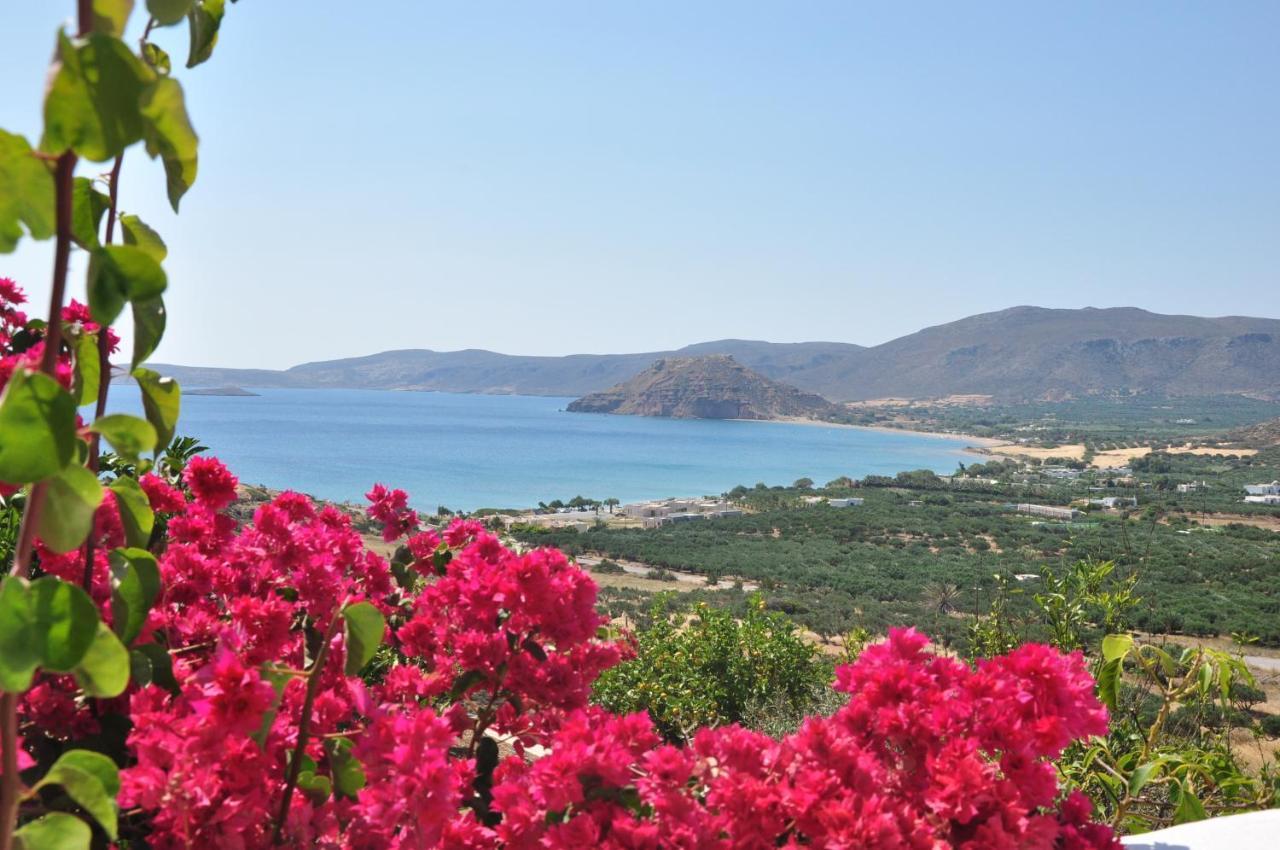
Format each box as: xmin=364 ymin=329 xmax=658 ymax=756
xmin=157 ymin=389 xmax=983 ymax=511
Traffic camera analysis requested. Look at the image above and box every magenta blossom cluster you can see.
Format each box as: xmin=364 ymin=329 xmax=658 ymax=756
xmin=9 ymin=445 xmax=1121 ymax=847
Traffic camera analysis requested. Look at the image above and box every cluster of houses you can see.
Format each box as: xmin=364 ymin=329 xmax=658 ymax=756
xmin=621 ymin=498 xmax=745 ymax=528
xmin=1243 ymin=481 xmax=1280 ymax=505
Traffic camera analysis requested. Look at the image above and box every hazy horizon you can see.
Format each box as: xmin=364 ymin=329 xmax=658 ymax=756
xmin=155 ymin=301 xmax=1280 ymax=370
xmin=4 ymin=2 xmax=1278 ymax=369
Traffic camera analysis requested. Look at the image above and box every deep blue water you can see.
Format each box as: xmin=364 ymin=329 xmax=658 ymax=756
xmin=153 ymin=389 xmax=982 ymax=511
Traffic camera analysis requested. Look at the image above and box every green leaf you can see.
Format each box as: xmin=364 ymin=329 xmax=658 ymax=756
xmin=87 ymin=244 xmax=167 ymax=327
xmin=110 ymin=547 xmax=161 ymax=645
xmin=92 ymin=0 xmax=135 ymax=37
xmin=30 ymin=577 xmax=101 ymax=672
xmin=111 ymin=476 xmax=155 ymax=548
xmin=0 ymin=130 xmax=56 ymax=253
xmin=1172 ymin=782 xmax=1207 ymax=824
xmin=91 ymin=414 xmax=158 ymax=463
xmin=0 ymin=577 xmax=41 ymax=692
xmin=1101 ymin=633 xmax=1133 ymax=664
xmin=132 ymin=368 xmax=181 ymax=449
xmin=131 ymin=296 xmax=167 ymax=371
xmin=70 ymin=331 xmax=101 ymax=407
xmin=42 ymin=32 xmax=154 ymax=162
xmin=296 ymin=771 xmax=332 ymax=804
xmin=148 ymin=0 xmax=193 ymax=26
xmin=186 ymin=0 xmax=226 ymax=68
xmin=73 ymin=623 xmax=131 ymax=697
xmin=252 ymin=665 xmax=292 ymax=747
xmin=1095 ymin=657 xmax=1121 ymax=711
xmin=142 ymin=42 xmax=172 ymax=75
xmin=0 ymin=131 xmax=54 ymax=253
xmin=70 ymin=177 xmax=110 ymax=250
xmin=52 ymin=749 xmax=121 ymax=797
xmin=131 ymin=642 xmax=177 ymax=692
xmin=140 ymin=77 xmax=198 ymax=211
xmin=1127 ymin=760 xmax=1163 ymax=796
xmin=119 ymin=214 xmax=167 ymax=261
xmin=0 ymin=369 xmax=78 ymax=484
xmin=12 ymin=813 xmax=91 ymax=850
xmin=36 ymin=465 xmax=106 ymax=554
xmin=341 ymin=601 xmax=385 ymax=676
xmin=325 ymin=737 xmax=366 ymax=798
xmin=37 ymin=750 xmax=120 ymax=838
xmin=1150 ymin=646 xmax=1179 ymax=677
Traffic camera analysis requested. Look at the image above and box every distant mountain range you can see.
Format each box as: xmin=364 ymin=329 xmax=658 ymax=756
xmin=153 ymin=306 xmax=1280 ymax=402
xmin=567 ymin=355 xmax=841 ymax=420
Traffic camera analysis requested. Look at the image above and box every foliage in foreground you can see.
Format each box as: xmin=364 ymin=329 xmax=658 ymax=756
xmin=969 ymin=559 xmax=1280 ymax=834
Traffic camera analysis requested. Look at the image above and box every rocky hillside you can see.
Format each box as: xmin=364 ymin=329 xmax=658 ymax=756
xmin=1226 ymin=417 xmax=1280 ymax=448
xmin=788 ymin=307 xmax=1280 ymax=401
xmin=566 ymin=356 xmax=842 ymax=420
xmin=152 ymin=307 xmax=1280 ymax=402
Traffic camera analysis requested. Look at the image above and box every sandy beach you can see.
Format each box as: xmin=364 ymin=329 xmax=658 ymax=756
xmin=748 ymin=416 xmax=1004 ymax=449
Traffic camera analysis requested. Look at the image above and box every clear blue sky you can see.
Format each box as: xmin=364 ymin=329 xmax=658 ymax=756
xmin=3 ymin=2 xmax=1278 ymax=368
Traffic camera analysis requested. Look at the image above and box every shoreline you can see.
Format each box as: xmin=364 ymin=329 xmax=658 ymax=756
xmin=734 ymin=415 xmax=1004 ymax=449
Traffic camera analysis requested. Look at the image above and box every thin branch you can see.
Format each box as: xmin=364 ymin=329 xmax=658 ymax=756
xmin=272 ymin=605 xmax=346 ymax=844
xmin=11 ymin=151 xmax=78 ymax=581
xmin=0 ymin=693 xmax=21 ymax=850
xmin=82 ymin=153 xmax=125 ymax=591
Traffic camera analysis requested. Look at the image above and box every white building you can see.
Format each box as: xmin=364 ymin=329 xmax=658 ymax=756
xmin=1244 ymin=482 xmax=1280 ymax=496
xmin=622 ymin=502 xmax=670 ymax=519
xmin=1090 ymin=496 xmax=1137 ymax=509
xmin=1014 ymin=503 xmax=1081 ymax=521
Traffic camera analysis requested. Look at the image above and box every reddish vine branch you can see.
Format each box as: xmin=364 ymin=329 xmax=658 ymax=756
xmin=1 ymin=8 xmax=94 ymax=849
xmin=82 ymin=153 xmax=125 ymax=591
xmin=271 ymin=604 xmax=346 ymax=844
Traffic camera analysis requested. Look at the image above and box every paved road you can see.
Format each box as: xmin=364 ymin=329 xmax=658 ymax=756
xmin=577 ymin=555 xmax=759 ymax=592
xmin=1243 ymin=654 xmax=1280 ymax=673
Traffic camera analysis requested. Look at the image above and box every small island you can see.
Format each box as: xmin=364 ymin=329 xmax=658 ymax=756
xmin=567 ymin=355 xmax=841 ymax=421
xmin=186 ymin=385 xmax=260 ymax=397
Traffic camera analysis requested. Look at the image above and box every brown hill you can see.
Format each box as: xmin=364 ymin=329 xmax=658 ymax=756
xmin=1225 ymin=417 xmax=1280 ymax=448
xmin=566 ymin=356 xmax=841 ymax=421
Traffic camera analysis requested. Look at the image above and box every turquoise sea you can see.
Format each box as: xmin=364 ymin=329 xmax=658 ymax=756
xmin=161 ymin=389 xmax=982 ymax=511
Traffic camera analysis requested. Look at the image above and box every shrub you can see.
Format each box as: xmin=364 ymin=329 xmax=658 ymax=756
xmin=1260 ymin=713 xmax=1280 ymax=739
xmin=591 ymin=558 xmax=626 ymax=574
xmin=594 ymin=594 xmax=830 ymax=741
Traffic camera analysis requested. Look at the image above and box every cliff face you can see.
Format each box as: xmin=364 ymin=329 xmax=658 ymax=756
xmin=566 ymin=355 xmax=841 ymax=421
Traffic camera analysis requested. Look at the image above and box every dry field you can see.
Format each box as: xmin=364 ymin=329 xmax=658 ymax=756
xmin=1165 ymin=444 xmax=1258 ymax=458
xmin=987 ymin=443 xmax=1088 ymax=461
xmin=1186 ymin=513 xmax=1280 ymax=532
xmin=988 ymin=442 xmax=1257 ymax=469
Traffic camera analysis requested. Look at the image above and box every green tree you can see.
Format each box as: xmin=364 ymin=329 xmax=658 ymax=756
xmin=595 ymin=594 xmax=830 ymax=742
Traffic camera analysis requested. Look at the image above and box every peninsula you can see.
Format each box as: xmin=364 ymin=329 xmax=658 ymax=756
xmin=566 ymin=355 xmax=842 ymax=421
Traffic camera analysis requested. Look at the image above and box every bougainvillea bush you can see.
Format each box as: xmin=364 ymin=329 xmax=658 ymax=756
xmin=21 ymin=473 xmax=1121 ymax=849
